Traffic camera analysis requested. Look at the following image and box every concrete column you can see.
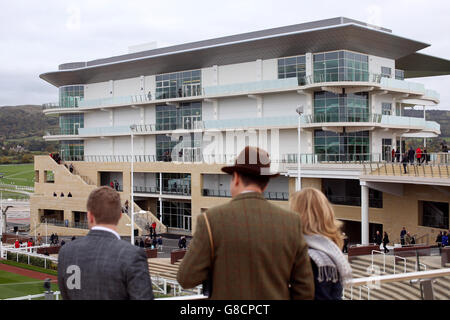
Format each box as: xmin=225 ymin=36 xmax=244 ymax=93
xmin=361 ymin=182 xmax=369 ymax=245
xmin=64 ymin=210 xmax=73 ymax=226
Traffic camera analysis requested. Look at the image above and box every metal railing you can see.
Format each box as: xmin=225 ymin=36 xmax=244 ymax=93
xmin=393 ymin=255 xmax=407 ymax=274
xmin=1 ymin=246 xmax=58 ymax=269
xmin=346 ymin=268 xmax=450 ymax=300
xmin=364 ymin=162 xmax=450 ymax=178
xmin=202 ymin=189 xmax=289 ymax=201
xmin=371 ymin=250 xmax=386 ymax=273
xmin=39 ymin=218 xmax=89 ymax=230
xmin=279 ymin=153 xmax=383 ymax=164
xmin=303 ymin=113 xmax=382 ymax=124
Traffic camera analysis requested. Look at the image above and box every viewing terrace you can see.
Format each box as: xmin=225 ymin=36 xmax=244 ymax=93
xmin=41 ymin=73 xmax=439 ymax=115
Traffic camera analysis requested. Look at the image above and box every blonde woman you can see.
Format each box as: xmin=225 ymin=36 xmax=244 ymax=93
xmin=290 ymin=188 xmax=352 ymax=300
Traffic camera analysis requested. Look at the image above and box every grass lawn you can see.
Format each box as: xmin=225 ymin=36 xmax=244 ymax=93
xmin=0 ymin=270 xmax=59 ymax=299
xmin=0 ymin=163 xmax=35 ymax=187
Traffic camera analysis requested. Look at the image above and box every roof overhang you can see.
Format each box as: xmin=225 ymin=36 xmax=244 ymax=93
xmin=396 ymin=53 xmax=450 ymax=78
xmin=40 ymin=18 xmax=430 ymax=88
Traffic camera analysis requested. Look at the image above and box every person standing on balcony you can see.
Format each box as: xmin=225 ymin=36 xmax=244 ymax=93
xmin=416 ymin=147 xmax=422 ymax=165
xmin=395 ymin=147 xmax=401 ymax=163
xmin=422 ymin=148 xmax=428 ymax=164
xmin=391 ymin=148 xmax=395 ymax=163
xmin=177 ymin=146 xmax=314 ymax=300
xmin=57 ymin=186 xmax=154 ymax=300
xmin=401 ymin=153 xmax=409 ymax=174
xmin=290 ymin=188 xmax=352 ymax=300
xmin=408 ymin=147 xmax=415 ymax=165
xmin=382 ymin=232 xmax=390 ymax=253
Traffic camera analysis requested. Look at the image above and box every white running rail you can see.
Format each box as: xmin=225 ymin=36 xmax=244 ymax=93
xmin=371 ymin=250 xmax=386 ymax=273
xmin=393 ymin=255 xmax=407 ymax=274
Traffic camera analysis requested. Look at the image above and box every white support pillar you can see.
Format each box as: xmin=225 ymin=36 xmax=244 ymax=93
xmin=361 ymin=182 xmax=369 ymax=245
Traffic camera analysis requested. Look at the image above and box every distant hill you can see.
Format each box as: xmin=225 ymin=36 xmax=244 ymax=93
xmin=403 ymin=109 xmax=450 ymax=137
xmin=0 ymin=105 xmax=58 ymax=139
xmin=0 ymin=105 xmax=59 ymax=163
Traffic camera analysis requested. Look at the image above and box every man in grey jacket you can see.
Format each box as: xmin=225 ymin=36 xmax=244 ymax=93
xmin=58 ymin=186 xmax=154 ymax=300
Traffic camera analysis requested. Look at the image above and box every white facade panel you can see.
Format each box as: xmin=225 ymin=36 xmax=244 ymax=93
xmin=85 ymin=138 xmax=113 ymax=156
xmin=84 ymin=81 xmax=110 ymax=100
xmin=113 ymin=77 xmax=141 ymax=97
xmin=218 ymin=97 xmax=256 ymax=119
xmin=262 ymin=58 xmax=278 ymax=81
xmin=84 ymin=110 xmax=111 ymax=128
xmin=369 ymin=55 xmax=395 ymax=78
xmin=202 ymin=101 xmax=215 ymax=121
xmin=144 ymin=135 xmax=156 ymax=155
xmin=144 ymin=105 xmax=156 ymax=124
xmin=263 ymin=93 xmax=306 ymax=118
xmin=113 ymin=107 xmax=141 ymax=126
xmin=218 ymin=61 xmax=257 ymax=85
xmin=202 ymin=67 xmax=217 ymax=87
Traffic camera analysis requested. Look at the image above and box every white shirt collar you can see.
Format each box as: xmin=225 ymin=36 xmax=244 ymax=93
xmin=91 ymin=226 xmax=121 ymax=240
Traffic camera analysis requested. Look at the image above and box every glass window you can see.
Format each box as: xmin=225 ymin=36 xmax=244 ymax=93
xmin=155 ymin=69 xmax=202 ymax=99
xmin=277 ymin=54 xmax=307 ymax=85
xmin=313 ymin=51 xmax=369 ymax=83
xmin=322 ymin=179 xmax=382 ymax=208
xmin=60 ymin=140 xmax=84 ymax=161
xmin=395 ymin=69 xmax=404 ymax=80
xmin=59 ymin=85 xmax=84 ymax=108
xmin=382 ymin=103 xmax=392 ymax=115
xmin=420 ymin=201 xmax=449 ymax=229
xmin=314 ymin=130 xmax=370 ymax=161
xmin=381 ymin=66 xmax=392 ymax=78
xmin=59 ymin=113 xmax=84 ymax=135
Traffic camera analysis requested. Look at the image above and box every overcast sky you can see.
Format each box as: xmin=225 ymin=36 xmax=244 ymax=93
xmin=0 ymin=0 xmax=449 ymax=109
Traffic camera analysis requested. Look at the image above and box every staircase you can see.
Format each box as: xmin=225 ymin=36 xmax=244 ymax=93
xmin=345 ymin=254 xmax=450 ymax=300
xmin=125 ymin=202 xmax=167 ymax=236
xmin=148 ymin=258 xmax=181 ymax=281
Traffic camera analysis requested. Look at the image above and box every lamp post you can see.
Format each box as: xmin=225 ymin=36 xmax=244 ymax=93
xmin=0 ymin=192 xmax=13 ymax=241
xmin=130 ymin=124 xmax=137 ymax=245
xmin=296 ymin=106 xmax=304 ymax=191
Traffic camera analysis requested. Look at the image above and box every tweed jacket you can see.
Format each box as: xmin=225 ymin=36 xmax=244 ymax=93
xmin=177 ymin=192 xmax=314 ymax=300
xmin=57 ymin=229 xmax=154 ymax=300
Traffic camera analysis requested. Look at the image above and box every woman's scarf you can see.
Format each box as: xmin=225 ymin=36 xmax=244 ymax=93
xmin=304 ymin=234 xmax=353 ymax=287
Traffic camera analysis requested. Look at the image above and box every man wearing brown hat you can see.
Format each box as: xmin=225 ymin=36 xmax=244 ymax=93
xmin=177 ymin=146 xmax=314 ymax=299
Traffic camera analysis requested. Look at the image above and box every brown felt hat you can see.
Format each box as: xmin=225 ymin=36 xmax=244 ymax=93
xmin=221 ymin=146 xmax=279 ymax=177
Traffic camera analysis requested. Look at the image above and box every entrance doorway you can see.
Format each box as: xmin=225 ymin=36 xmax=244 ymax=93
xmin=339 ymin=219 xmax=383 ymax=246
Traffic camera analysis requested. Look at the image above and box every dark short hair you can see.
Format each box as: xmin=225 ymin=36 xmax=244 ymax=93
xmin=235 ymin=172 xmax=270 ymax=190
xmin=86 ymin=186 xmax=122 ymax=225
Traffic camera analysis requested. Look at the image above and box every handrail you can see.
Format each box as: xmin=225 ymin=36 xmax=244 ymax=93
xmin=393 ymin=255 xmax=407 ymax=274
xmin=349 ymin=268 xmax=450 ymax=288
xmin=371 ymin=250 xmax=386 ymax=273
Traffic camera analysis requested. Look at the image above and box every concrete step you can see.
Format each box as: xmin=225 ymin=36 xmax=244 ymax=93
xmin=347 ymin=255 xmax=450 ymax=300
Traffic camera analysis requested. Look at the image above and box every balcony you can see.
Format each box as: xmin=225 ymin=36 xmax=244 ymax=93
xmin=203 ymin=116 xmax=297 ymax=130
xmin=202 ymin=188 xmax=289 ymax=201
xmin=202 ymin=78 xmax=298 ymax=96
xmin=301 ymin=113 xmax=440 ymax=134
xmin=133 ymin=185 xmax=191 ymax=196
xmin=379 ymin=77 xmax=425 ymax=94
xmin=78 ymin=125 xmax=131 ymax=136
xmin=303 ymin=113 xmax=382 ymax=124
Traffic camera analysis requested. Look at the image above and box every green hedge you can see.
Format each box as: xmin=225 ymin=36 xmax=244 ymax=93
xmin=6 ymin=252 xmax=58 ymax=271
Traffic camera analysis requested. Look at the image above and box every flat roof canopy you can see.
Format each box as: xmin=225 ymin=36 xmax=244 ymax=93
xmin=40 ymin=18 xmax=432 ymax=87
xmin=396 ymin=53 xmax=450 ymax=78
